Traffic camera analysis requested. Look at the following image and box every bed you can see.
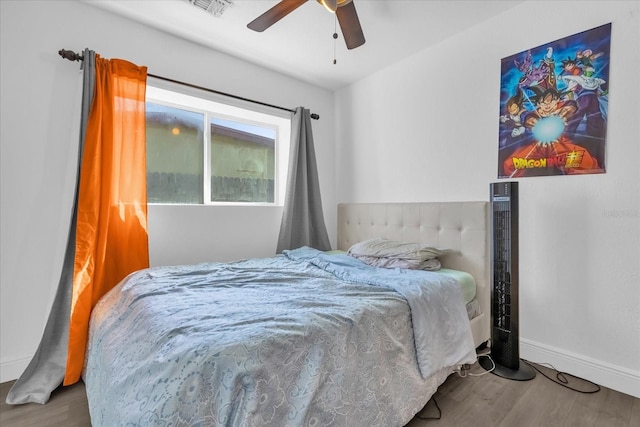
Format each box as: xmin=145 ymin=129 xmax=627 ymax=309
xmin=83 ymin=201 xmax=490 ymax=426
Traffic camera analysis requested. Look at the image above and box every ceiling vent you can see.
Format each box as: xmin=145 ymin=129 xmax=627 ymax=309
xmin=187 ymin=0 xmax=233 ymax=17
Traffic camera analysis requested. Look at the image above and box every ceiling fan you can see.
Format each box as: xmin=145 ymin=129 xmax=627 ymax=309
xmin=247 ymin=0 xmax=365 ymax=50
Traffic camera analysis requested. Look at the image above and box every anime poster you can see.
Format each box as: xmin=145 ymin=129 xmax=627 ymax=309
xmin=498 ymin=23 xmax=611 ymax=178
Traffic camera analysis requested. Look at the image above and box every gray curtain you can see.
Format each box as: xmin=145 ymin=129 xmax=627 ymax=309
xmin=6 ymin=49 xmax=95 ymax=405
xmin=277 ymin=107 xmax=331 ymax=253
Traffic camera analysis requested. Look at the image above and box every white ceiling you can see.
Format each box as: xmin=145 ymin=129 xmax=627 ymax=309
xmin=85 ymin=0 xmax=524 ymax=91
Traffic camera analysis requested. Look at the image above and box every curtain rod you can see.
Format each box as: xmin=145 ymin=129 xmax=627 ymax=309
xmin=58 ymin=49 xmax=319 ymax=120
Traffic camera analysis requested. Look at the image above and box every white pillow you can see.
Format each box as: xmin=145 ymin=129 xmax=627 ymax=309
xmin=348 ymin=238 xmax=451 ymax=270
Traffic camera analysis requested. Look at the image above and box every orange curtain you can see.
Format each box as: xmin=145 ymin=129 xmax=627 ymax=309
xmin=64 ymin=56 xmax=149 ymax=385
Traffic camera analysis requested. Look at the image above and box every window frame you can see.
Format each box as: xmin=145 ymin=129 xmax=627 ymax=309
xmin=145 ymin=80 xmax=291 ymax=206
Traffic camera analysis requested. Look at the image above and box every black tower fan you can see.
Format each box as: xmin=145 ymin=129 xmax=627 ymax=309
xmin=479 ymin=182 xmax=536 ymax=380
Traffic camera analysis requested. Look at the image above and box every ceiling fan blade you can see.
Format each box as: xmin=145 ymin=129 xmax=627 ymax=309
xmin=247 ymin=0 xmax=308 ymax=32
xmin=336 ymin=1 xmax=365 ymax=49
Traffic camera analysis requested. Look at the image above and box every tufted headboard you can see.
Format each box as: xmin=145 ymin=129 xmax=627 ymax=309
xmin=337 ymin=202 xmax=490 ymax=348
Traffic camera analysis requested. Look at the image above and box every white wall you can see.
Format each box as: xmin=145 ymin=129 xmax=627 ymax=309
xmin=0 ymin=0 xmax=335 ymax=382
xmin=335 ymin=1 xmax=639 ymax=397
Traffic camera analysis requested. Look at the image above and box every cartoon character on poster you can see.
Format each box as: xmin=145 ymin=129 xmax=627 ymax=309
xmin=498 ymin=23 xmax=611 ymax=178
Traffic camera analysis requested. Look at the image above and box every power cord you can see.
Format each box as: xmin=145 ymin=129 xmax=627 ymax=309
xmin=469 ymin=353 xmax=495 ymax=376
xmin=521 ymin=359 xmax=601 ymax=394
xmin=416 ymin=353 xmax=494 ymax=420
xmin=423 ymin=354 xmax=600 ymax=423
xmin=456 ymin=352 xmax=495 ymax=378
xmin=415 ymin=396 xmax=442 ymax=420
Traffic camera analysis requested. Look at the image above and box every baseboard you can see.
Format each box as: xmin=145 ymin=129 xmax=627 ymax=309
xmin=0 ymin=355 xmax=30 ymax=384
xmin=520 ymin=338 xmax=640 ymax=399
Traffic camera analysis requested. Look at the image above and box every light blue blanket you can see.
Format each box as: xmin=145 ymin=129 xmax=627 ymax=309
xmin=284 ymin=247 xmax=476 ymax=379
xmin=84 ymin=247 xmax=476 ymax=426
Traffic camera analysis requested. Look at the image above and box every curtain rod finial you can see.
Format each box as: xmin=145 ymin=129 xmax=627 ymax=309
xmin=59 ymin=49 xmax=83 ymax=62
xmin=310 ymin=113 xmax=320 ymax=120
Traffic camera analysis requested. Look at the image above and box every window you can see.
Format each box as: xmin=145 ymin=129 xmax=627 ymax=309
xmin=145 ymin=83 xmax=291 ymax=205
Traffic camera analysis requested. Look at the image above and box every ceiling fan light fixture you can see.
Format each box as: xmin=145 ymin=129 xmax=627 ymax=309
xmin=317 ymin=0 xmax=353 ymax=13
xmin=318 ymin=0 xmax=337 ymax=13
